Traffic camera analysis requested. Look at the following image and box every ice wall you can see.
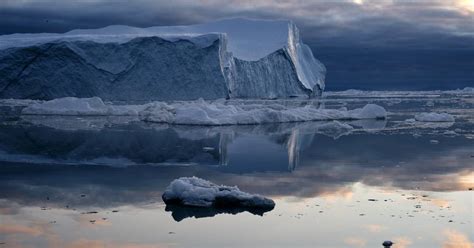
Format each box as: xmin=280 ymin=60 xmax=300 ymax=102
xmin=0 ymin=19 xmax=326 ymax=100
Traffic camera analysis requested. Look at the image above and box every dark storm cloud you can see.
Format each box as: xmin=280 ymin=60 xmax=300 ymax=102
xmin=1 ymin=0 xmax=473 ymax=45
xmin=0 ymin=1 xmax=198 ymax=34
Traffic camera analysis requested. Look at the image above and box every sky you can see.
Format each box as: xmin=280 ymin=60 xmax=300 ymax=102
xmin=1 ymin=0 xmax=473 ymax=90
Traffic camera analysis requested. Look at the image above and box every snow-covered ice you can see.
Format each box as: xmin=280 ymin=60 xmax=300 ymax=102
xmin=22 ymin=97 xmax=109 ymax=116
xmin=142 ymin=100 xmax=387 ymax=125
xmin=162 ymin=177 xmax=275 ymax=209
xmin=414 ymin=112 xmax=455 ymax=122
xmin=21 ymin=97 xmax=143 ymax=116
xmin=21 ymin=97 xmax=387 ymax=125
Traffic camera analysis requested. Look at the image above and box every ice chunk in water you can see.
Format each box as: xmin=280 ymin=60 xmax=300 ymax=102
xmin=162 ymin=177 xmax=275 ymax=210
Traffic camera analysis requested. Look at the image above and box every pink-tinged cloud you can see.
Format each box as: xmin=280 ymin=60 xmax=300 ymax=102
xmin=443 ymin=229 xmax=474 ymax=248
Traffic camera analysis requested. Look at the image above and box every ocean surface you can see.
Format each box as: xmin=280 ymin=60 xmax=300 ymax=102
xmin=0 ymin=90 xmax=473 ymax=247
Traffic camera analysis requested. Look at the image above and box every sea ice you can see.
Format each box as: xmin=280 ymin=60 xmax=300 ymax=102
xmin=325 ymin=87 xmax=474 ymax=98
xmin=21 ymin=97 xmax=146 ymax=116
xmin=414 ymin=112 xmax=455 ymax=122
xmin=142 ymin=100 xmax=387 ymax=125
xmin=21 ymin=97 xmax=388 ymax=125
xmin=21 ymin=97 xmax=110 ymax=116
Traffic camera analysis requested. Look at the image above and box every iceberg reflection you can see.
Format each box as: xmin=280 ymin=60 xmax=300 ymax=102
xmin=0 ymin=117 xmax=381 ymax=169
xmin=164 ymin=204 xmax=273 ymax=222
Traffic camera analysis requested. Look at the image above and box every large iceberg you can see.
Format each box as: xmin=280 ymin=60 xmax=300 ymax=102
xmin=0 ymin=18 xmax=325 ymax=100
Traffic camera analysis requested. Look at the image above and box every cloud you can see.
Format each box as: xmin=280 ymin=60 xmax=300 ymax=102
xmin=65 ymin=239 xmax=166 ymax=248
xmin=0 ymin=224 xmax=44 ymax=236
xmin=393 ymin=236 xmax=413 ymax=248
xmin=0 ymin=221 xmax=167 ymax=248
xmin=443 ymin=229 xmax=474 ymax=248
xmin=0 ymin=0 xmax=473 ymax=49
xmin=344 ymin=237 xmax=367 ymax=247
xmin=365 ymin=224 xmax=386 ymax=233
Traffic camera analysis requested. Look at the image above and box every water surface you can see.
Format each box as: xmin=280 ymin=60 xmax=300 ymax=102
xmin=0 ymin=92 xmax=473 ymax=247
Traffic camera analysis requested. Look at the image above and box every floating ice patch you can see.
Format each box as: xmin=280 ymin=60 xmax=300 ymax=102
xmin=141 ymin=100 xmax=387 ymax=125
xmin=325 ymin=87 xmax=474 ymax=97
xmin=21 ymin=97 xmax=387 ymax=125
xmin=451 ymin=87 xmax=474 ymax=94
xmin=162 ymin=177 xmax=275 ymax=210
xmin=414 ymin=113 xmax=455 ymax=122
xmin=21 ymin=97 xmax=145 ymax=116
xmin=22 ymin=97 xmax=109 ymax=116
xmin=443 ymin=130 xmax=457 ymax=136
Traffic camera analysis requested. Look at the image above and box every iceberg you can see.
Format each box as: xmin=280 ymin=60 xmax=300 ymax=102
xmin=20 ymin=97 xmax=387 ymax=125
xmin=0 ymin=18 xmax=325 ymax=100
xmin=162 ymin=177 xmax=275 ymax=210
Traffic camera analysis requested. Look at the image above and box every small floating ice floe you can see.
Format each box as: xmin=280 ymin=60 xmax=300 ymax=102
xmin=202 ymin=147 xmax=215 ymax=152
xmin=414 ymin=112 xmax=455 ymax=122
xmin=425 ymin=100 xmax=435 ymax=107
xmin=162 ymin=177 xmax=275 ymax=221
xmin=443 ymin=130 xmax=457 ymax=136
xmin=405 ymin=118 xmax=416 ymax=124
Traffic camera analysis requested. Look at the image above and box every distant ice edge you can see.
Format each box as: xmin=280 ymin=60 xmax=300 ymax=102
xmin=0 ymin=18 xmax=325 ymax=101
xmin=162 ymin=177 xmax=276 ymax=210
xmin=414 ymin=112 xmax=455 ymax=122
xmin=20 ymin=97 xmax=387 ymax=125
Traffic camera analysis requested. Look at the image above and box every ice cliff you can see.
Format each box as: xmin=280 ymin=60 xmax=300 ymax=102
xmin=0 ymin=19 xmax=326 ymax=101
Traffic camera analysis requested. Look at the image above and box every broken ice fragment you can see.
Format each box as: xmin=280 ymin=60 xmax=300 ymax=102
xmin=162 ymin=177 xmax=275 ymax=221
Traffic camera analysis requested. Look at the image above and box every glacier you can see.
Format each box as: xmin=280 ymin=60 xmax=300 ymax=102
xmin=0 ymin=18 xmax=325 ymax=101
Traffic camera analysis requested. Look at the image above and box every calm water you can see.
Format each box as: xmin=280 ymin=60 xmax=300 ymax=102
xmin=0 ymin=92 xmax=473 ymax=247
